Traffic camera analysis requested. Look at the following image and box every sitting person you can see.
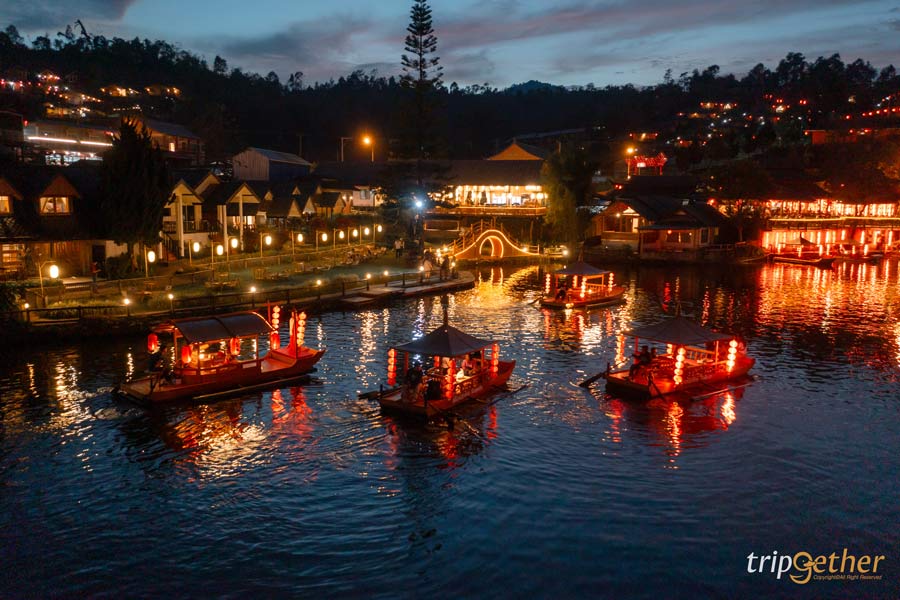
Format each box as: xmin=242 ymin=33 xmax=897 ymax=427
xmin=629 ymin=345 xmax=652 ymax=378
xmin=403 ymin=362 xmax=424 ymax=402
xmin=424 ymin=378 xmax=443 ymax=403
xmin=555 ymin=287 xmax=567 ymax=301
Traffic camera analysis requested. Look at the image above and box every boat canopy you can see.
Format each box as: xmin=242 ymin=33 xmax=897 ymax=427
xmin=625 ymin=317 xmax=733 ymax=346
xmin=784 ymin=236 xmax=815 ymax=246
xmin=167 ymin=312 xmax=274 ymax=344
xmin=553 ymin=261 xmax=610 ymax=277
xmin=393 ymin=324 xmax=495 ymax=358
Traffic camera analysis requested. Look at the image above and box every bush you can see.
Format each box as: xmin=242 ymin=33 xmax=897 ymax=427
xmin=0 ymin=282 xmax=26 ymax=313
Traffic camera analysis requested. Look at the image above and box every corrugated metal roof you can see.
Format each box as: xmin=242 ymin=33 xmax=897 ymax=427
xmin=244 ymin=147 xmax=311 ymax=166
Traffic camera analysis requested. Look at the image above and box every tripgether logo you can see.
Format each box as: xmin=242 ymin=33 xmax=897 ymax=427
xmin=747 ymin=549 xmax=886 ymax=584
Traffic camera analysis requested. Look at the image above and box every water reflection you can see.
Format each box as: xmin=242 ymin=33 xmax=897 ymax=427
xmin=591 ymin=387 xmax=745 ymax=463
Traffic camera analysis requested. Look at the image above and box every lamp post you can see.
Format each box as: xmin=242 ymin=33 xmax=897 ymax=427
xmin=261 ymin=233 xmax=272 ymax=259
xmin=229 ymin=236 xmax=238 ymax=266
xmin=291 ymin=232 xmax=304 ymax=259
xmin=167 ymin=292 xmax=174 ymax=315
xmin=317 ymin=231 xmax=327 ymax=252
xmin=362 ymin=135 xmax=374 ymax=162
xmin=190 ymin=241 xmax=200 ymax=266
xmin=38 ymin=261 xmax=59 ymax=306
xmin=145 ymin=248 xmax=156 ymax=278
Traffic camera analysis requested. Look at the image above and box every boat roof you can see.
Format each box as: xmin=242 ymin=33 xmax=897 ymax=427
xmin=393 ymin=324 xmax=495 ymax=357
xmin=161 ymin=312 xmax=274 ymax=343
xmin=625 ymin=317 xmax=733 ymax=346
xmin=553 ymin=261 xmax=610 ymax=276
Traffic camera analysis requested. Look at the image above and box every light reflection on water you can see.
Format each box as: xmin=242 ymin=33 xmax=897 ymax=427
xmin=1 ymin=261 xmax=900 ymax=598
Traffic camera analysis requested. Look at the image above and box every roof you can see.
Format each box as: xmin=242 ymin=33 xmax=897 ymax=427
xmin=769 ymin=178 xmax=828 ymax=201
xmin=313 ymin=161 xmax=384 ymax=186
xmin=165 ymin=312 xmax=273 ymax=344
xmin=637 ymin=200 xmax=728 ymax=230
xmin=447 ymin=160 xmax=543 ymax=186
xmin=625 ymin=317 xmax=733 ymax=346
xmin=201 ymin=181 xmax=260 ymax=207
xmin=171 ymin=168 xmax=215 ymax=189
xmin=619 ymin=175 xmax=698 ymax=197
xmin=487 ymin=141 xmax=550 ymax=161
xmin=393 ymin=324 xmax=495 ymax=358
xmin=554 ymin=262 xmax=610 ymax=277
xmin=139 ymin=117 xmax=200 ymax=140
xmin=314 ymin=191 xmax=341 ymax=209
xmin=241 ymin=147 xmax=311 ymax=166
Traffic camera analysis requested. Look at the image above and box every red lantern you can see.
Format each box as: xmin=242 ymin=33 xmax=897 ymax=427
xmin=147 ymin=333 xmax=159 ymax=353
xmin=271 ymin=305 xmax=281 ymax=329
xmin=230 ymin=337 xmax=240 ymax=356
xmin=181 ymin=344 xmax=192 ymax=365
xmin=269 ymin=331 xmax=280 ymax=349
xmin=387 ymin=348 xmax=397 ymax=386
xmin=296 ymin=311 xmax=306 ymax=347
xmin=445 ymin=361 xmax=455 ymax=399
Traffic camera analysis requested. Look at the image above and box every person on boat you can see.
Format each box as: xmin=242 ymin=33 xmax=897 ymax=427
xmin=404 ymin=362 xmax=424 ymax=402
xmin=148 ymin=342 xmax=166 ymax=373
xmin=462 ymin=353 xmax=478 ymax=375
xmin=629 ymin=345 xmax=652 ymax=378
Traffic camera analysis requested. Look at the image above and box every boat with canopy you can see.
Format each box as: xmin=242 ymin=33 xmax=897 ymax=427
xmin=540 ymin=261 xmax=626 ymax=309
xmin=581 ymin=316 xmax=754 ymax=399
xmin=768 ymin=236 xmax=836 ymax=268
xmin=364 ymin=313 xmax=515 ymax=419
xmin=118 ymin=306 xmax=324 ymax=403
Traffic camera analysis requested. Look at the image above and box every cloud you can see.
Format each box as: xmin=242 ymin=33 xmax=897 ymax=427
xmin=444 ymin=49 xmax=496 ymax=84
xmin=0 ymin=0 xmax=137 ymax=31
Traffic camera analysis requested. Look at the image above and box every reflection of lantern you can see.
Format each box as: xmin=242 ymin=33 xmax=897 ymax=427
xmin=674 ymin=346 xmax=685 ymax=385
xmin=269 ymin=331 xmax=280 ymax=349
xmin=147 ymin=333 xmax=159 ymax=353
xmin=387 ymin=348 xmax=397 ymax=385
xmin=616 ymin=334 xmax=626 ymax=364
xmin=491 ymin=343 xmax=499 ymax=376
xmin=727 ymin=339 xmax=738 ymax=371
xmin=545 ymin=273 xmax=551 ymax=295
xmin=230 ymin=337 xmax=240 ymax=356
xmin=181 ymin=344 xmax=192 ymax=365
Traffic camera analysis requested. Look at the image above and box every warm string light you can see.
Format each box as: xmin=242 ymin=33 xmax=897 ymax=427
xmin=727 ymin=339 xmax=738 ymax=372
xmin=674 ymin=347 xmax=685 ymax=385
xmin=491 ymin=343 xmax=500 ymax=376
xmin=387 ymin=348 xmax=397 ymax=386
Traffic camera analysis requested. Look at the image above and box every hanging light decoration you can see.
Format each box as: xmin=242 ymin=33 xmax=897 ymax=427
xmin=544 ymin=273 xmax=551 ymax=295
xmin=230 ymin=337 xmax=241 ymax=356
xmin=727 ymin=339 xmax=738 ymax=371
xmin=147 ymin=333 xmax=159 ymax=353
xmin=444 ymin=360 xmax=455 ymax=399
xmin=387 ymin=348 xmax=397 ymax=386
xmin=674 ymin=347 xmax=685 ymax=385
xmin=181 ymin=345 xmax=192 ymax=365
xmin=580 ymin=278 xmax=587 ymax=299
xmin=296 ymin=312 xmax=307 ymax=348
xmin=608 ymin=272 xmax=615 ymax=290
xmin=616 ymin=334 xmax=626 ymax=364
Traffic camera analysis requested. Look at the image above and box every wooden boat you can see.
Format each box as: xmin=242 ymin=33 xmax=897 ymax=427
xmin=581 ymin=316 xmax=754 ymax=399
xmin=118 ymin=307 xmax=324 ymax=403
xmin=836 ymin=244 xmax=885 ymax=264
xmin=768 ymin=236 xmax=836 ymax=268
xmin=363 ymin=314 xmax=515 ymax=419
xmin=540 ymin=261 xmax=626 ymax=309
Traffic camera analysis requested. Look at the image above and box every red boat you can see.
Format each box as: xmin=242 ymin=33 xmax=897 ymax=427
xmin=540 ymin=261 xmax=626 ymax=309
xmin=581 ymin=316 xmax=754 ymax=399
xmin=119 ymin=308 xmax=324 ymax=403
xmin=768 ymin=236 xmax=836 ymax=268
xmin=364 ymin=315 xmax=515 ymax=419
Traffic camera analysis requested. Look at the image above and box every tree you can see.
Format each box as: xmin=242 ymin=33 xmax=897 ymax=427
xmin=704 ymin=161 xmax=774 ymax=241
xmin=399 ymin=0 xmax=444 ymax=168
xmin=213 ymin=55 xmax=228 ymax=75
xmin=542 ymin=144 xmax=597 ymax=243
xmin=99 ymin=120 xmax=170 ymax=271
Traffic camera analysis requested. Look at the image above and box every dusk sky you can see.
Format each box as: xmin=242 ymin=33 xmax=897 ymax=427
xmin=3 ymin=0 xmax=900 ymax=88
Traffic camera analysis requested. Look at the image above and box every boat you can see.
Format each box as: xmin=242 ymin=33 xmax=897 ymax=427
xmin=118 ymin=307 xmax=324 ymax=403
xmin=540 ymin=261 xmax=626 ymax=309
xmin=768 ymin=236 xmax=837 ymax=268
xmin=363 ymin=313 xmax=515 ymax=419
xmin=580 ymin=316 xmax=754 ymax=399
xmin=835 ymin=243 xmax=885 ymax=264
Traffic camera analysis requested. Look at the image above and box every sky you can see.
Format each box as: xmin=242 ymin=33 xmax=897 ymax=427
xmin=3 ymin=0 xmax=900 ymax=88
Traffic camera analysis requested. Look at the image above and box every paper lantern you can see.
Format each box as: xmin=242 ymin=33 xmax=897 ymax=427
xmin=181 ymin=345 xmax=191 ymax=365
xmin=147 ymin=333 xmax=159 ymax=353
xmin=387 ymin=348 xmax=397 ymax=386
xmin=269 ymin=331 xmax=280 ymax=350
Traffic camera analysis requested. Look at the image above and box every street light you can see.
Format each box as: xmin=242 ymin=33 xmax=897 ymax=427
xmin=362 ymin=135 xmax=374 ymax=162
xmin=167 ymin=292 xmax=174 ymax=315
xmin=38 ymin=261 xmax=59 ymax=304
xmin=145 ymin=249 xmax=156 ymax=277
xmin=261 ymin=233 xmax=272 ymax=258
xmin=190 ymin=241 xmax=200 ymax=266
xmin=317 ymin=231 xmax=328 ymax=252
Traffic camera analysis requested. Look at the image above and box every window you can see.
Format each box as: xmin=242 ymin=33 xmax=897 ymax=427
xmin=40 ymin=196 xmax=70 ymax=214
xmin=0 ymin=195 xmax=10 ymax=214
xmin=700 ymin=229 xmax=709 ymax=244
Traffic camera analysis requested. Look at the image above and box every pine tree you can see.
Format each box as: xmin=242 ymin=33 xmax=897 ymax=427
xmin=100 ymin=119 xmax=170 ymax=271
xmin=399 ymin=0 xmax=444 ymax=168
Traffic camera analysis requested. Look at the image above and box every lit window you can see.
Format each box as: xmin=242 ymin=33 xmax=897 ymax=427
xmin=0 ymin=196 xmax=9 ymax=214
xmin=40 ymin=196 xmax=70 ymax=214
xmin=168 ymin=142 xmax=175 ymax=152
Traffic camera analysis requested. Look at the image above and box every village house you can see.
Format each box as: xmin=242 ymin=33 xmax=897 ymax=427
xmin=232 ymin=147 xmax=312 ymax=182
